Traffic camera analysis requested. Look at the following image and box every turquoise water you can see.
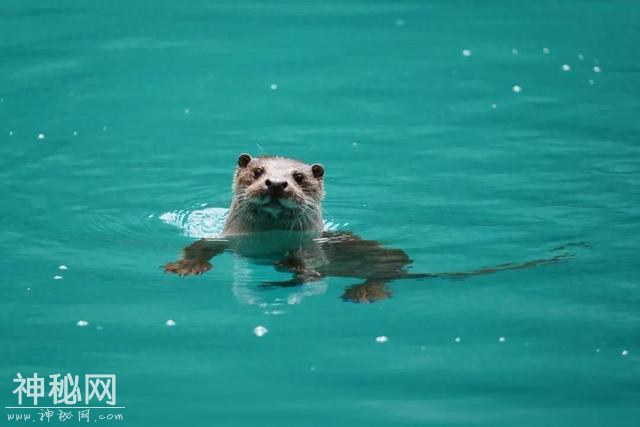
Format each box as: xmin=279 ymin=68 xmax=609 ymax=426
xmin=2 ymin=1 xmax=640 ymax=425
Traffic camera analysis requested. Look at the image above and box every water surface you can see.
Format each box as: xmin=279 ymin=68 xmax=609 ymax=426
xmin=1 ymin=1 xmax=639 ymax=425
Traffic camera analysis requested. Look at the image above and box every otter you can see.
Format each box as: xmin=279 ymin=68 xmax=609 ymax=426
xmin=164 ymin=153 xmax=577 ymax=303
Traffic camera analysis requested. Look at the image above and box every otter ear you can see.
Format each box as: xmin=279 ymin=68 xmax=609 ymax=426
xmin=311 ymin=163 xmax=324 ymax=179
xmin=238 ymin=153 xmax=252 ymax=168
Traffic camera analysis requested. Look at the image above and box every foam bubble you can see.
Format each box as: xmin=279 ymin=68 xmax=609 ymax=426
xmin=166 ymin=319 xmax=176 ymax=327
xmin=491 ymin=103 xmax=497 ymax=109
xmin=59 ymin=265 xmax=68 ymax=270
xmin=270 ymin=83 xmax=278 ymax=90
xmin=562 ymin=64 xmax=571 ymax=71
xmin=254 ymin=325 xmax=268 ymax=337
xmin=53 ymin=275 xmax=63 ymax=280
xmin=512 ymin=48 xmax=519 ymax=55
xmin=184 ymin=108 xmax=190 ymax=114
xmin=462 ymin=49 xmax=472 ymax=57
xmin=593 ymin=66 xmax=602 ymax=73
xmin=499 ymin=336 xmax=506 ymax=342
xmin=454 ymin=337 xmax=461 ymax=343
xmin=37 ymin=133 xmax=45 ymax=140
xmin=76 ymin=320 xmax=89 ymax=327
xmin=543 ymin=47 xmax=550 ymax=54
xmin=394 ymin=18 xmax=405 ymax=27
xmin=578 ymin=54 xmax=584 ymax=61
xmin=622 ymin=349 xmax=629 ymax=356
xmin=512 ymin=85 xmax=522 ymax=93
xmin=375 ymin=336 xmax=388 ymax=343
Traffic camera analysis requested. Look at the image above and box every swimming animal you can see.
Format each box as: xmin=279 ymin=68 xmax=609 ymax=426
xmin=164 ymin=154 xmax=577 ymax=303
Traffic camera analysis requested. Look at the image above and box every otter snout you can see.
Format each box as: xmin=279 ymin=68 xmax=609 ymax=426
xmin=265 ymin=179 xmax=289 ymax=198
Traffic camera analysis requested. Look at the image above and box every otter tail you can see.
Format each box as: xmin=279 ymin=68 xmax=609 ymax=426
xmin=402 ymin=241 xmax=590 ymax=281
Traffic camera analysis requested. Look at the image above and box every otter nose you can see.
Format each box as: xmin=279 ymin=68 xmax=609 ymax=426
xmin=265 ymin=179 xmax=288 ymax=196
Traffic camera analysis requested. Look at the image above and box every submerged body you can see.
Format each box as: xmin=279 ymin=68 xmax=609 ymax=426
xmin=164 ymin=154 xmax=574 ymax=303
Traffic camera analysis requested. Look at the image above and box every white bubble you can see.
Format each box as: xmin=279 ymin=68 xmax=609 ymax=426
xmin=254 ymin=325 xmax=268 ymax=337
xmin=588 ymin=79 xmax=595 ymax=85
xmin=512 ymin=85 xmax=522 ymax=93
xmin=462 ymin=49 xmax=472 ymax=57
xmin=53 ymin=275 xmax=63 ymax=280
xmin=184 ymin=108 xmax=190 ymax=114
xmin=593 ymin=66 xmax=602 ymax=73
xmin=352 ymin=141 xmax=358 ymax=146
xmin=26 ymin=287 xmax=31 ymax=291
xmin=375 ymin=335 xmax=388 ymax=343
xmin=394 ymin=18 xmax=405 ymax=27
xmin=491 ymin=103 xmax=497 ymax=109
xmin=622 ymin=349 xmax=629 ymax=356
xmin=562 ymin=64 xmax=571 ymax=71
xmin=9 ymin=131 xmax=13 ymax=136
xmin=499 ymin=336 xmax=506 ymax=342
xmin=542 ymin=47 xmax=550 ymax=54
xmin=270 ymin=83 xmax=278 ymax=90
xmin=96 ymin=326 xmax=103 ymax=331
xmin=37 ymin=133 xmax=45 ymax=140
xmin=59 ymin=265 xmax=68 ymax=270
xmin=578 ymin=54 xmax=584 ymax=61
xmin=595 ymin=348 xmax=601 ymax=353
xmin=72 ymin=131 xmax=78 ymax=136
xmin=147 ymin=214 xmax=154 ymax=218
xmin=103 ymin=125 xmax=108 ymax=131
xmin=309 ymin=366 xmax=316 ymax=371
xmin=76 ymin=320 xmax=89 ymax=327
xmin=512 ymin=48 xmax=519 ymax=55
xmin=166 ymin=319 xmax=176 ymax=327
xmin=454 ymin=337 xmax=461 ymax=343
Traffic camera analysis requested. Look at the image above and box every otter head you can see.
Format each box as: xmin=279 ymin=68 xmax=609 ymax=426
xmin=231 ymin=153 xmax=325 ymax=227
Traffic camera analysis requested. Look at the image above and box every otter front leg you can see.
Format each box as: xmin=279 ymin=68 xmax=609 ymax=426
xmin=341 ymin=280 xmax=392 ymax=304
xmin=263 ymin=251 xmax=323 ymax=287
xmin=164 ymin=239 xmax=227 ymax=276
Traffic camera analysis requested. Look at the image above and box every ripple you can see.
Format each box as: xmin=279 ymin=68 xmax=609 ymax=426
xmin=159 ymin=206 xmax=347 ymax=238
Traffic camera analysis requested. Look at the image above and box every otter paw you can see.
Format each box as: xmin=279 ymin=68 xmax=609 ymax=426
xmin=163 ymin=259 xmax=212 ymax=276
xmin=341 ymin=281 xmax=391 ymax=304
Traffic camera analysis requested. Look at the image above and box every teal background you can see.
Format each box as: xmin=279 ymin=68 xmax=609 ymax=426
xmin=1 ymin=0 xmax=639 ymax=425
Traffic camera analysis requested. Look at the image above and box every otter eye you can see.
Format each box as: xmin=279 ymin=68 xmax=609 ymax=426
xmin=253 ymin=168 xmax=264 ymax=179
xmin=293 ymin=172 xmax=305 ymax=184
